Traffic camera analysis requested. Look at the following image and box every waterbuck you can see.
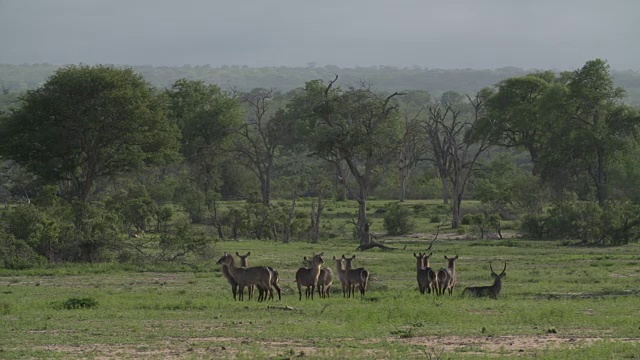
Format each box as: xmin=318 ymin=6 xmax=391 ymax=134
xmin=304 ymin=256 xmax=333 ymax=298
xmin=414 ymin=252 xmax=437 ymax=295
xmin=436 ymin=255 xmax=459 ymax=296
xmin=236 ymin=252 xmax=282 ymax=301
xmin=295 ymin=253 xmax=324 ymax=300
xmin=219 ymin=259 xmax=238 ymax=300
xmin=462 ymin=262 xmax=507 ymax=299
xmin=216 ymin=253 xmax=273 ymax=301
xmin=342 ymin=255 xmax=370 ymax=298
xmin=333 ymin=256 xmax=349 ymax=297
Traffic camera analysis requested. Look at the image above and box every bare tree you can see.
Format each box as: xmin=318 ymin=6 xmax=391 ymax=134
xmin=423 ymin=92 xmax=494 ymax=228
xmin=234 ymin=88 xmax=283 ymax=206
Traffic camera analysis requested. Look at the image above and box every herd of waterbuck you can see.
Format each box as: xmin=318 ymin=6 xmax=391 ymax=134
xmin=215 ymin=252 xmax=507 ymax=301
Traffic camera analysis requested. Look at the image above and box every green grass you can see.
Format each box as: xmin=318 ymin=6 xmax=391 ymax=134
xmin=1 ymin=238 xmax=639 ymax=359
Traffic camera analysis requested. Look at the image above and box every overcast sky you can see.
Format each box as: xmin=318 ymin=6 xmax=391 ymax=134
xmin=1 ymin=0 xmax=638 ymax=70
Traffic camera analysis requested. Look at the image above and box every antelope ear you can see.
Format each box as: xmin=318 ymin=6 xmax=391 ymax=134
xmin=351 ymin=255 xmax=356 ymax=260
xmin=413 ymin=253 xmax=418 ymax=257
xmin=318 ymin=252 xmax=324 ymax=256
xmin=427 ymin=252 xmax=432 ymax=257
xmin=247 ymin=252 xmax=251 ymax=256
xmin=454 ymin=255 xmax=459 ymax=259
xmin=333 ymin=256 xmax=337 ymax=260
xmin=303 ymin=256 xmax=308 ymax=260
xmin=342 ymin=255 xmax=346 ymax=259
xmin=444 ymin=255 xmax=448 ymax=259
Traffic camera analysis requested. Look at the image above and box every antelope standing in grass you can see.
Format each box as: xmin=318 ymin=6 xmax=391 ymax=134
xmin=342 ymin=255 xmax=370 ymax=298
xmin=333 ymin=256 xmax=349 ymax=297
xmin=236 ymin=252 xmax=282 ymax=301
xmin=414 ymin=252 xmax=437 ymax=295
xmin=295 ymin=253 xmax=324 ymax=300
xmin=216 ymin=253 xmax=273 ymax=301
xmin=436 ymin=255 xmax=459 ymax=296
xmin=304 ymin=256 xmax=333 ymax=298
xmin=219 ymin=259 xmax=238 ymax=300
xmin=462 ymin=262 xmax=506 ymax=299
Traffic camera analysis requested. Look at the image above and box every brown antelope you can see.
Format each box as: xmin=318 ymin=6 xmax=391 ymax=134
xmin=342 ymin=255 xmax=370 ymax=298
xmin=333 ymin=256 xmax=349 ymax=297
xmin=216 ymin=253 xmax=273 ymax=301
xmin=462 ymin=262 xmax=507 ymax=299
xmin=219 ymin=260 xmax=238 ymax=300
xmin=304 ymin=257 xmax=333 ymax=298
xmin=295 ymin=253 xmax=324 ymax=300
xmin=236 ymin=252 xmax=282 ymax=301
xmin=414 ymin=252 xmax=437 ymax=295
xmin=436 ymin=255 xmax=459 ymax=296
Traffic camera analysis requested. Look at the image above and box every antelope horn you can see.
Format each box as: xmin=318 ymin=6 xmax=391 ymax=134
xmin=490 ymin=261 xmax=495 ymax=275
xmin=501 ymin=262 xmax=507 ymax=275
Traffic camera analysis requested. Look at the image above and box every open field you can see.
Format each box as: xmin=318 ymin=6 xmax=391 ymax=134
xmin=1 ymin=237 xmax=639 ymax=359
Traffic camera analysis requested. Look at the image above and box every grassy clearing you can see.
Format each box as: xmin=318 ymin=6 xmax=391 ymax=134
xmin=0 ymin=236 xmax=639 ymax=359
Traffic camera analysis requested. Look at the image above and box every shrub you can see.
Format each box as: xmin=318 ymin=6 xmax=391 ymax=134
xmin=61 ymin=297 xmax=98 ymax=310
xmin=383 ymin=202 xmax=415 ymax=235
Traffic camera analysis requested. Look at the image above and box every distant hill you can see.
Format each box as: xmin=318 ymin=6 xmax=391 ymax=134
xmin=2 ymin=63 xmax=640 ymax=107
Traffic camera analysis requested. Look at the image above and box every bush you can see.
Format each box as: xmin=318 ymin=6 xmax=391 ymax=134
xmin=61 ymin=297 xmax=98 ymax=310
xmin=518 ymin=199 xmax=640 ymax=244
xmin=383 ymin=202 xmax=415 ymax=235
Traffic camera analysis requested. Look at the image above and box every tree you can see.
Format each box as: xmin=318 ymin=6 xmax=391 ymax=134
xmin=302 ymin=76 xmax=405 ymax=244
xmin=482 ymin=72 xmax=556 ymax=175
xmin=563 ymin=59 xmax=639 ymax=204
xmin=0 ymin=65 xmax=180 ymax=227
xmin=424 ymin=90 xmax=494 ymax=228
xmin=167 ymin=79 xmax=242 ymax=210
xmin=397 ymin=90 xmax=430 ymax=201
xmin=234 ymin=88 xmax=289 ymax=206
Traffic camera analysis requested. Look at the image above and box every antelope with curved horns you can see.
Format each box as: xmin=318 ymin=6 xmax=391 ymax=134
xmin=462 ymin=262 xmax=507 ymax=299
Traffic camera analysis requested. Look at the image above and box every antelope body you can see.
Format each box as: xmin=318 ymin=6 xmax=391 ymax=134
xmin=462 ymin=262 xmax=507 ymax=299
xmin=342 ymin=255 xmax=370 ymax=298
xmin=305 ymin=257 xmax=333 ymax=298
xmin=333 ymin=256 xmax=349 ymax=297
xmin=414 ymin=252 xmax=437 ymax=294
xmin=295 ymin=253 xmax=324 ymax=300
xmin=216 ymin=253 xmax=273 ymax=301
xmin=219 ymin=262 xmax=238 ymax=300
xmin=436 ymin=255 xmax=459 ymax=296
xmin=237 ymin=252 xmax=282 ymax=301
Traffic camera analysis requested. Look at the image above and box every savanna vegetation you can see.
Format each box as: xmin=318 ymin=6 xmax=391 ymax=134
xmin=0 ymin=59 xmax=639 ymax=358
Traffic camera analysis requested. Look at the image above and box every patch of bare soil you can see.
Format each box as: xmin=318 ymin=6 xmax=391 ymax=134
xmin=400 ymin=335 xmax=640 ymax=357
xmin=31 ymin=335 xmax=640 ymax=359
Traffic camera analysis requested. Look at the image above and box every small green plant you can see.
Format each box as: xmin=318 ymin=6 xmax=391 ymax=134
xmin=383 ymin=202 xmax=415 ymax=235
xmin=61 ymin=297 xmax=98 ymax=310
xmin=0 ymin=302 xmax=10 ymax=315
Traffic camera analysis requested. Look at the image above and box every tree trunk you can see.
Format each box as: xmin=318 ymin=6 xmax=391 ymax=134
xmin=596 ymin=145 xmax=607 ymax=205
xmin=451 ymin=185 xmax=463 ymax=229
xmin=442 ymin=176 xmax=449 ymax=205
xmin=212 ymin=198 xmax=225 ymax=239
xmin=310 ymin=193 xmax=324 ymax=244
xmin=399 ymin=172 xmax=407 ymax=202
xmin=284 ymin=192 xmax=297 ymax=243
xmin=357 ymin=190 xmax=370 ymax=245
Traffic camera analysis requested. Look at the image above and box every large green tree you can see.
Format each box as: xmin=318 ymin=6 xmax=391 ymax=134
xmin=167 ymin=79 xmax=242 ymax=206
xmin=0 ymin=65 xmax=180 ymax=225
xmin=298 ymin=76 xmax=405 ymax=244
xmin=539 ymin=60 xmax=640 ymax=204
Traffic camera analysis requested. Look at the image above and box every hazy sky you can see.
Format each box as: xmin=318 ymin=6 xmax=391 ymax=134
xmin=1 ymin=0 xmax=639 ymax=70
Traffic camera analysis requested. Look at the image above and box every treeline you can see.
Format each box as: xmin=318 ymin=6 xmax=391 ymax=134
xmin=2 ymin=63 xmax=640 ymax=106
xmin=1 ymin=59 xmax=640 ymax=268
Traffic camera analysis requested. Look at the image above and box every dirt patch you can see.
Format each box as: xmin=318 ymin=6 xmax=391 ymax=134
xmin=400 ymin=335 xmax=639 ymax=357
xmin=30 ymin=335 xmax=640 ymax=359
